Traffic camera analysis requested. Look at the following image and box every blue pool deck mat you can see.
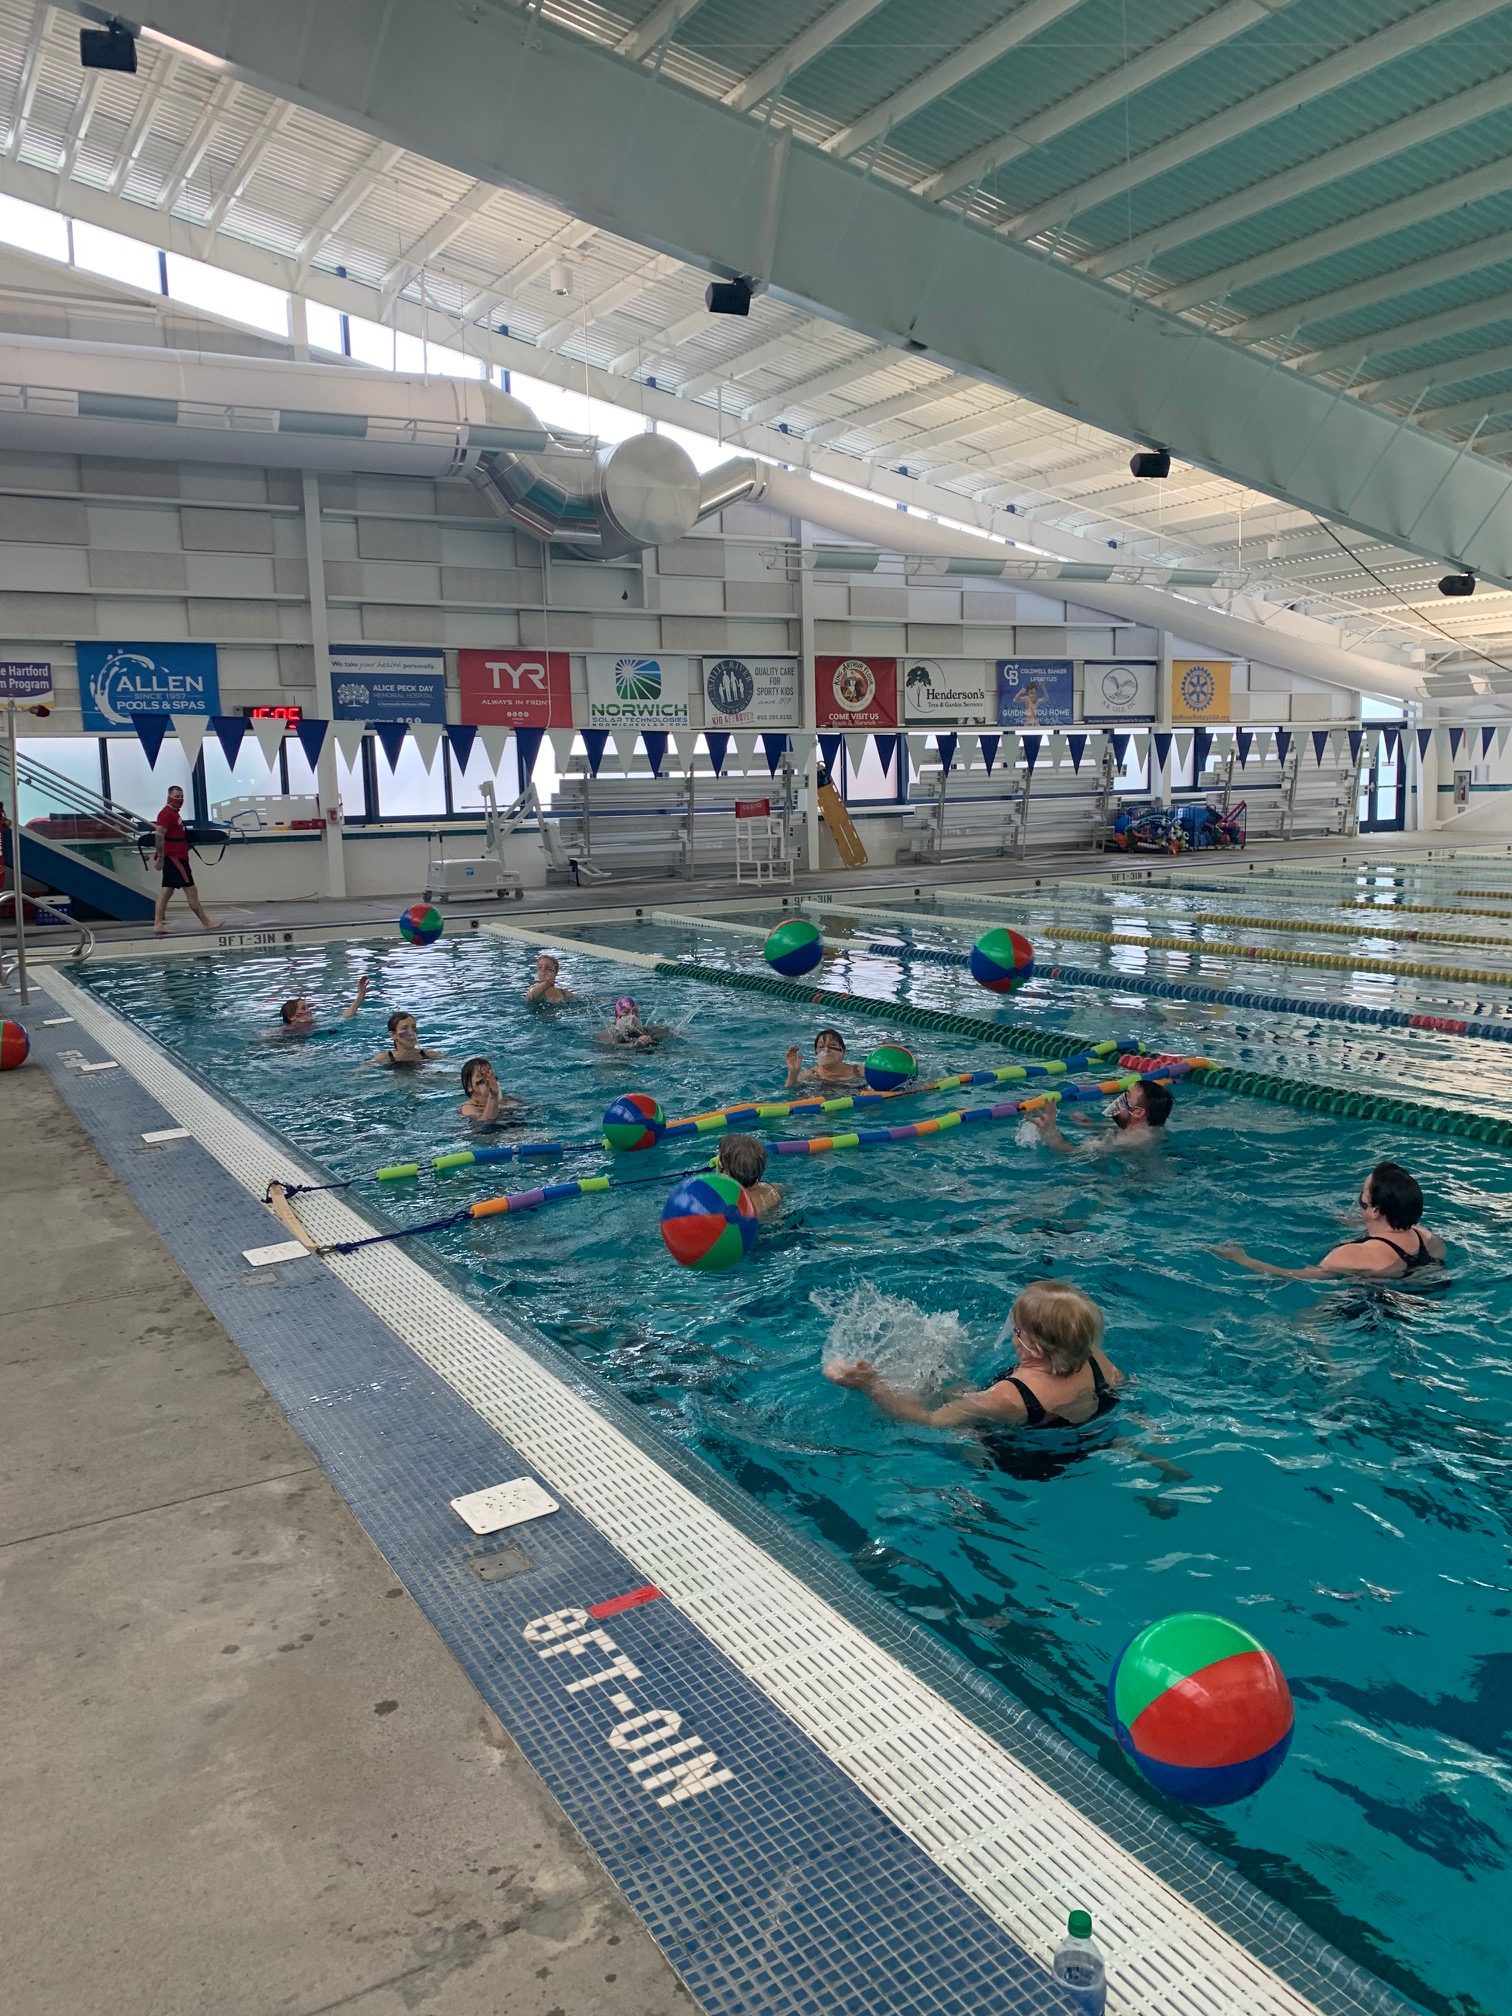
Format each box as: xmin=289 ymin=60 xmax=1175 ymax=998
xmin=28 ymin=965 xmax=1425 ymax=2016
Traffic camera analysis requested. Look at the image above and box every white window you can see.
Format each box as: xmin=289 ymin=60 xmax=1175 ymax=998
xmin=72 ymin=220 xmax=161 ymax=293
xmin=0 ymin=193 xmax=68 ymax=261
xmin=372 ymin=740 xmax=447 ymax=818
xmin=305 ymin=301 xmax=346 ymax=354
xmin=203 ymin=738 xmax=283 ymax=814
xmin=105 ymin=737 xmax=193 ymax=818
xmin=163 ymin=252 xmax=290 ymax=337
xmin=451 ymin=736 xmax=520 ymax=812
xmin=15 ymin=736 xmax=104 ymax=826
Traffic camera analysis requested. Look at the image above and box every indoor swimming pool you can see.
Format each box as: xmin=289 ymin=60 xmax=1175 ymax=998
xmin=75 ymin=871 xmax=1512 ymax=2016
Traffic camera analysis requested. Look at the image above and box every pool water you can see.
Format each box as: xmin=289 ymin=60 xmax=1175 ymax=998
xmin=82 ymin=919 xmax=1512 ymax=2016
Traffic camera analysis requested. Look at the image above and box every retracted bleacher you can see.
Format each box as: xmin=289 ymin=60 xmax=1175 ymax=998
xmin=907 ymin=742 xmax=1112 ymax=862
xmin=548 ymin=756 xmax=797 ymax=883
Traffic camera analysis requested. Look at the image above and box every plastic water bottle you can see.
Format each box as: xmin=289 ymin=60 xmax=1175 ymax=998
xmin=1052 ymin=1910 xmax=1107 ymax=2014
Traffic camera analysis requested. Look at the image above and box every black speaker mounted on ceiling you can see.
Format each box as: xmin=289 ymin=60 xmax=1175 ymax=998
xmin=1438 ymin=571 xmax=1476 ymax=597
xmin=79 ymin=17 xmax=136 ymax=71
xmin=1129 ymin=449 xmax=1171 ymax=479
xmin=705 ymin=276 xmax=753 ymax=317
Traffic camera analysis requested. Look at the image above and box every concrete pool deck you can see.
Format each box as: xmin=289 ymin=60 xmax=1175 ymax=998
xmin=0 ymin=1062 xmax=691 ymax=2016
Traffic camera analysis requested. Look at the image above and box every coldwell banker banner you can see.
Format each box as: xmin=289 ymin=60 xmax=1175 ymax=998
xmin=902 ymin=658 xmax=992 ymax=723
xmin=1081 ymin=659 xmax=1158 ymax=725
xmin=702 ymin=655 xmax=799 ymax=729
xmin=331 ymin=647 xmax=447 ymax=723
xmin=996 ymin=658 xmax=1073 ymax=727
xmin=458 ymin=649 xmax=572 ymax=728
xmin=586 ymin=653 xmax=691 ymax=728
xmin=77 ymin=643 xmax=220 ymax=731
xmin=815 ymin=655 xmax=899 ymax=730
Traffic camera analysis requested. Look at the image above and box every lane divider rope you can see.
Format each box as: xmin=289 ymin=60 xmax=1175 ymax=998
xmin=653 ymin=960 xmax=1512 ymax=1146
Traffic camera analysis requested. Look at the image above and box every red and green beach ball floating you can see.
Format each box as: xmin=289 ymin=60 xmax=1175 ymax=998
xmin=764 ymin=915 xmax=824 ymax=978
xmin=1108 ymin=1612 xmax=1294 ymax=1807
xmin=603 ymin=1091 xmax=665 ymax=1153
xmin=398 ymin=902 xmax=444 ymax=945
xmin=969 ymin=925 xmax=1034 ymax=993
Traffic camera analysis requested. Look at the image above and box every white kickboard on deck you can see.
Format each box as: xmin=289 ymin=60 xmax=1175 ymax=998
xmin=450 ymin=1478 xmax=559 ymax=1535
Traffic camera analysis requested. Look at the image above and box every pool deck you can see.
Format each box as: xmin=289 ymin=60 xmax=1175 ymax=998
xmin=0 ymin=1062 xmax=690 ymax=2016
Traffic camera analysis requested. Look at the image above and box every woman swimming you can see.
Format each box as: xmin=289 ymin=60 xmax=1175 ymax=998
xmin=825 ymin=1279 xmax=1120 ymax=1459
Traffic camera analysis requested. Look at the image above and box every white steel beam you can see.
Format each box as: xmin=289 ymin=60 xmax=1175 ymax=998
xmin=56 ymin=69 xmax=103 ymax=184
xmin=534 ymin=253 xmax=683 ymax=352
xmin=1408 ymin=383 xmax=1512 ymax=431
xmin=1009 ymin=0 xmax=1507 ymax=243
xmin=3 ymin=0 xmax=53 ymax=163
xmin=1157 ymin=155 xmax=1512 ymax=316
xmin=377 ymin=180 xmax=495 ymax=309
xmin=826 ymin=0 xmax=1086 ymax=159
xmin=198 ymin=101 xmax=292 ymax=239
xmin=617 ymin=0 xmax=708 ymax=65
xmin=1364 ymin=343 xmax=1512 ymax=408
xmin=106 ymin=50 xmax=180 ymax=195
xmin=609 ymin=302 xmax=711 ymax=375
xmin=1298 ymin=294 xmax=1512 ymax=381
xmin=41 ymin=1 xmax=1512 ymax=588
xmin=724 ymin=0 xmax=889 ymax=114
xmin=919 ymin=0 xmax=1280 ymax=204
xmin=1086 ymin=71 xmax=1512 ymax=282
xmin=1233 ymin=228 xmax=1512 ymax=346
xmin=805 ymin=376 xmax=963 ymax=445
xmin=739 ymin=344 xmax=895 ymax=426
xmin=155 ymin=75 xmax=236 ymax=214
xmin=678 ymin=319 xmax=827 ymax=401
xmin=292 ymin=140 xmax=405 ymax=282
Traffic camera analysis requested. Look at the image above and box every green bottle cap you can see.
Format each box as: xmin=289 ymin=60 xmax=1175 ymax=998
xmin=1068 ymin=1911 xmax=1092 ymax=1940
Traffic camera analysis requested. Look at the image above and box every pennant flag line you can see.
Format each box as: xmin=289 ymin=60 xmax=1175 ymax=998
xmin=133 ymin=713 xmax=169 ymax=768
xmin=297 ymin=716 xmax=330 ymax=772
xmin=172 ymin=714 xmax=208 ymax=768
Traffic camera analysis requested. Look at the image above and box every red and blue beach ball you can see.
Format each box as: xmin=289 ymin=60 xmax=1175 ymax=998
xmin=968 ymin=925 xmax=1034 ymax=994
xmin=764 ymin=916 xmax=823 ymax=979
xmin=1108 ymin=1613 xmax=1294 ymax=1807
xmin=0 ymin=1019 xmax=30 ymax=1071
xmin=398 ymin=902 xmax=444 ymax=946
xmin=603 ymin=1091 xmax=665 ymax=1152
xmin=660 ymin=1172 xmax=758 ymax=1271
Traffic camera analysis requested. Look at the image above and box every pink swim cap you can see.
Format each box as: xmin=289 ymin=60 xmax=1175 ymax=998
xmin=614 ymin=996 xmax=638 ymax=1017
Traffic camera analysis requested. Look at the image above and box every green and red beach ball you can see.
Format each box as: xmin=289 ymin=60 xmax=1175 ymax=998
xmin=1108 ymin=1613 xmax=1293 ymax=1807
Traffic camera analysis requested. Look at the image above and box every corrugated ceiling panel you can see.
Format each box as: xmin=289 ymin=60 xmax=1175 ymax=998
xmin=1225 ymin=188 xmax=1512 ymax=318
xmin=1300 ymin=264 xmax=1512 ymax=353
xmin=779 ymin=0 xmax=1017 ymax=130
xmin=675 ymin=0 xmax=832 ymax=76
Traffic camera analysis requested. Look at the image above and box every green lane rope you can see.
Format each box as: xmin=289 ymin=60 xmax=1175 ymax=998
xmin=654 ymin=960 xmax=1512 ymax=1147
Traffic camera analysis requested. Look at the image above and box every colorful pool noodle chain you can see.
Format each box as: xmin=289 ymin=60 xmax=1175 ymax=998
xmin=372 ymin=1039 xmax=1140 ymax=1181
xmin=650 ymin=956 xmax=1512 ymax=1148
xmin=863 ymin=939 xmax=1512 ymax=1046
xmin=327 ymin=1058 xmax=1203 ymax=1250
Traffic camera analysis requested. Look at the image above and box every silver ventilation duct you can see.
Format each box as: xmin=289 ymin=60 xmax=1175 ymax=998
xmin=0 ymin=333 xmax=757 ymax=555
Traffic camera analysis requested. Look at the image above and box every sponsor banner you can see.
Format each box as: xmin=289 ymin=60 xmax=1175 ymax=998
xmin=331 ymin=647 xmax=447 ymax=723
xmin=902 ymin=658 xmax=992 ymax=722
xmin=586 ymin=653 xmax=691 ymax=728
xmin=1173 ymin=658 xmax=1233 ymax=722
xmin=815 ymin=655 xmax=899 ymax=730
xmin=996 ymin=658 xmax=1073 ymax=727
xmin=0 ymin=659 xmax=53 ymax=703
xmin=702 ymin=655 xmax=799 ymax=729
xmin=458 ymin=649 xmax=572 ymax=728
xmin=1081 ymin=658 xmax=1158 ymax=725
xmin=77 ymin=642 xmax=220 ymax=730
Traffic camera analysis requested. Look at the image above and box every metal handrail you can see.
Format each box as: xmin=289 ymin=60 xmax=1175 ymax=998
xmin=0 ymin=746 xmax=144 ymax=841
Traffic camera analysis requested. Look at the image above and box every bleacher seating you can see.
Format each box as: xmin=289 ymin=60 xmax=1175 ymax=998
xmin=548 ymin=765 xmax=798 ymax=882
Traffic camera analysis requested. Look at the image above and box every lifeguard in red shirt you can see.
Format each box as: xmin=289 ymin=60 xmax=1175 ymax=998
xmin=152 ymin=784 xmax=220 ymax=938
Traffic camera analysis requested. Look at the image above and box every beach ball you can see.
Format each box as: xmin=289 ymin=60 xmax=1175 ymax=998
xmin=969 ymin=925 xmax=1034 ymax=994
xmin=603 ymin=1091 xmax=665 ymax=1152
xmin=1108 ymin=1613 xmax=1294 ymax=1807
xmin=764 ymin=916 xmax=823 ymax=979
xmin=0 ymin=1019 xmax=30 ymax=1071
xmin=399 ymin=902 xmax=444 ymax=946
xmin=865 ymin=1043 xmax=917 ymax=1092
xmin=660 ymin=1172 xmax=758 ymax=1272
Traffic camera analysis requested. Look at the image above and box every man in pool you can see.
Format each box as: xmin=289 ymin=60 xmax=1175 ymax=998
xmin=524 ymin=953 xmax=572 ymax=1005
xmin=826 ymin=1279 xmax=1120 ymax=1439
xmin=783 ymin=1029 xmax=865 ymax=1091
xmin=1214 ymin=1160 xmax=1445 ymax=1281
xmin=1028 ymin=1076 xmax=1172 ymax=1154
xmin=716 ymin=1134 xmax=782 ymax=1220
xmin=277 ymin=973 xmax=369 ymax=1036
xmin=151 ymin=784 xmax=221 ymax=937
xmin=366 ymin=1011 xmax=445 ymax=1070
xmin=458 ymin=1056 xmax=522 ymax=1125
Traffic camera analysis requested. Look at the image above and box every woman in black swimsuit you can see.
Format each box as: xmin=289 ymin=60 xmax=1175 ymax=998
xmin=366 ymin=1010 xmax=444 ymax=1071
xmin=825 ymin=1280 xmax=1121 ymax=1442
xmin=1214 ymin=1160 xmax=1445 ymax=1282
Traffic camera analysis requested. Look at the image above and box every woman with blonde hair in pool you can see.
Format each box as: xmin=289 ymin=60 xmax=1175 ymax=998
xmin=826 ymin=1279 xmax=1120 ymax=1444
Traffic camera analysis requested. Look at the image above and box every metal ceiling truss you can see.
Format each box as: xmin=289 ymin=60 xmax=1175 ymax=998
xmin=49 ymin=0 xmax=1512 ymax=595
